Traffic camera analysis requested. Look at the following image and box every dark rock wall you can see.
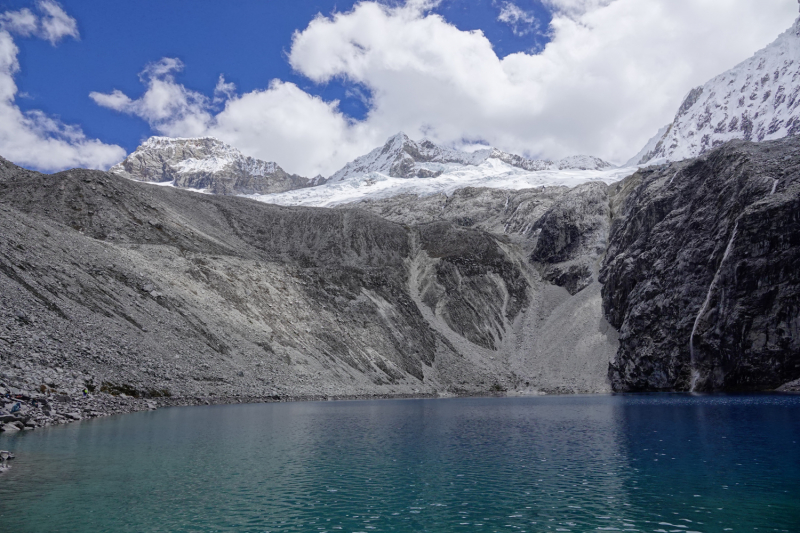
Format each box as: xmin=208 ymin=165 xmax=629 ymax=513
xmin=417 ymin=222 xmax=529 ymax=350
xmin=531 ymin=182 xmax=610 ymax=295
xmin=602 ymin=137 xmax=800 ymax=391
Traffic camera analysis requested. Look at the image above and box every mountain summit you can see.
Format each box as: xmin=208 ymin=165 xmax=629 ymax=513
xmin=111 ymin=137 xmax=317 ymax=195
xmin=329 ymin=133 xmax=613 ymax=182
xmin=629 ymin=16 xmax=800 ymax=166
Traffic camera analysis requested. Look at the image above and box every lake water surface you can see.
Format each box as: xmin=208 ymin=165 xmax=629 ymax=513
xmin=0 ymin=395 xmax=798 ymax=532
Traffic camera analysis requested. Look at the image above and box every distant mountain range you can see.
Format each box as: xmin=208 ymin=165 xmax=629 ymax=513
xmin=112 ymin=132 xmax=622 ymax=205
xmin=100 ymin=17 xmax=800 ymax=203
xmin=328 ymin=132 xmax=613 ymax=182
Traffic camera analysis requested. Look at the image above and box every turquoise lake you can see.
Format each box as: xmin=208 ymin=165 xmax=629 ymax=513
xmin=0 ymin=395 xmax=798 ymax=532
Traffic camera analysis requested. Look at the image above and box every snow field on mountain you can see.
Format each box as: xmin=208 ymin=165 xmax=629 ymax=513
xmin=249 ymin=158 xmax=637 ymax=207
xmin=632 ymin=17 xmax=800 ymax=165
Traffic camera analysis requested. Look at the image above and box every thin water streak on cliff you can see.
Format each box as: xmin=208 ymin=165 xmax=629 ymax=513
xmin=689 ymin=221 xmax=739 ymax=391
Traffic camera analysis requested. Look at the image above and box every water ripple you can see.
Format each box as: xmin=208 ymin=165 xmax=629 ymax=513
xmin=0 ymin=395 xmax=798 ymax=532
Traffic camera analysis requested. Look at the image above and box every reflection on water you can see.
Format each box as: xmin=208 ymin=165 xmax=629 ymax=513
xmin=0 ymin=395 xmax=798 ymax=532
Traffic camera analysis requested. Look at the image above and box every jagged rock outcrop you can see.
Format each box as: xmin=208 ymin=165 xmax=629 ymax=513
xmin=602 ymin=136 xmax=800 ymax=391
xmin=530 ymin=183 xmax=610 ymax=295
xmin=416 ymin=222 xmax=529 ymax=350
xmin=629 ymin=17 xmax=800 ymax=166
xmin=110 ymin=137 xmax=318 ymax=195
xmin=347 ymin=183 xmax=612 ymax=296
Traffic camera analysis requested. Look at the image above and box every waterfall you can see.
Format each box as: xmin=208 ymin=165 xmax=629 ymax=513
xmin=689 ymin=221 xmax=739 ymax=391
xmin=770 ymin=178 xmax=778 ymax=195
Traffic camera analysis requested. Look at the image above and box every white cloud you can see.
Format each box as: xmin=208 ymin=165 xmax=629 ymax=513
xmin=0 ymin=2 xmax=79 ymax=44
xmin=541 ymin=0 xmax=615 ymax=19
xmin=0 ymin=8 xmax=38 ymax=37
xmin=497 ymin=2 xmax=538 ymax=36
xmin=37 ymin=0 xmax=79 ymax=44
xmin=213 ymin=75 xmax=236 ymax=104
xmin=91 ymin=58 xmax=213 ymax=137
xmin=90 ymin=0 xmax=799 ymax=175
xmin=0 ymin=5 xmax=124 ymax=172
xmin=91 ymin=58 xmax=372 ymax=177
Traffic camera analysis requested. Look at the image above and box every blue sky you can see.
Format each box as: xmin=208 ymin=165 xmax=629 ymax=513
xmin=0 ymin=0 xmax=796 ymax=175
xmin=8 ymin=0 xmax=551 ymax=150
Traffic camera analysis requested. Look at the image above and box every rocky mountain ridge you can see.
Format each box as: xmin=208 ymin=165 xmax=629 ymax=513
xmin=110 ymin=133 xmax=621 ymax=206
xmin=110 ymin=137 xmax=319 ymax=195
xmin=329 ymin=133 xmax=613 ymax=183
xmin=0 ymin=155 xmax=620 ymax=422
xmin=629 ymin=16 xmax=800 ymax=166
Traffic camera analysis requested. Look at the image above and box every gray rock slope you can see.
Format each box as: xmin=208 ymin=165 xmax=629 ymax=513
xmin=2 ymin=134 xmax=798 ymax=406
xmin=346 ymin=136 xmax=800 ymax=393
xmin=0 ymin=158 xmax=618 ymax=411
xmin=111 ymin=137 xmax=317 ymax=195
xmin=602 ymin=136 xmax=800 ymax=392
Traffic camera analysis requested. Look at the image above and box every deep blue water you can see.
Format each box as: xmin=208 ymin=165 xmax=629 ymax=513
xmin=0 ymin=395 xmax=798 ymax=533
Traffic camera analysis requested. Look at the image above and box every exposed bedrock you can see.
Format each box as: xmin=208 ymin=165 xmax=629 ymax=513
xmin=530 ymin=183 xmax=610 ymax=295
xmin=2 ymin=158 xmax=615 ymax=408
xmin=3 ymin=135 xmax=798 ymax=403
xmin=602 ymin=137 xmax=800 ymax=392
xmin=111 ymin=137 xmax=315 ymax=195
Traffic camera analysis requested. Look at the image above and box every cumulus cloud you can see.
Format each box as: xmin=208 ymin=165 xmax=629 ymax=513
xmin=0 ymin=4 xmax=124 ymax=171
xmin=37 ymin=0 xmax=79 ymax=44
xmin=496 ymin=2 xmax=539 ymax=36
xmin=91 ymin=57 xmax=372 ymax=177
xmin=541 ymin=0 xmax=615 ymax=19
xmin=91 ymin=0 xmax=798 ymax=176
xmin=213 ymin=75 xmax=236 ymax=104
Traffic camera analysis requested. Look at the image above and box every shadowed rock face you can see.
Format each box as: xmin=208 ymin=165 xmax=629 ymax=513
xmin=417 ymin=222 xmax=529 ymax=350
xmin=530 ymin=183 xmax=610 ymax=295
xmin=602 ymin=137 xmax=800 ymax=392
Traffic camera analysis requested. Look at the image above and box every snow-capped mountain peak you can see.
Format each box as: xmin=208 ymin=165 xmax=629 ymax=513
xmin=249 ymin=133 xmax=627 ymax=207
xmin=110 ymin=136 xmax=313 ymax=195
xmin=329 ymin=133 xmax=613 ymax=182
xmin=631 ymin=16 xmax=800 ymax=166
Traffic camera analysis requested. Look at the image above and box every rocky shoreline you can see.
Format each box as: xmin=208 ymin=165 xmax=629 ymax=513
xmin=1 ymin=380 xmax=525 ymax=434
xmin=3 ymin=380 xmax=797 ymax=438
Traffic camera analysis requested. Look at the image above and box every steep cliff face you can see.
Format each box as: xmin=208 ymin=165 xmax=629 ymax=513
xmin=341 ymin=183 xmax=620 ymax=394
xmin=602 ymin=136 xmax=800 ymax=391
xmin=349 ymin=183 xmax=612 ymax=296
xmin=110 ymin=137 xmax=315 ymax=195
xmin=530 ymin=183 xmax=610 ymax=295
